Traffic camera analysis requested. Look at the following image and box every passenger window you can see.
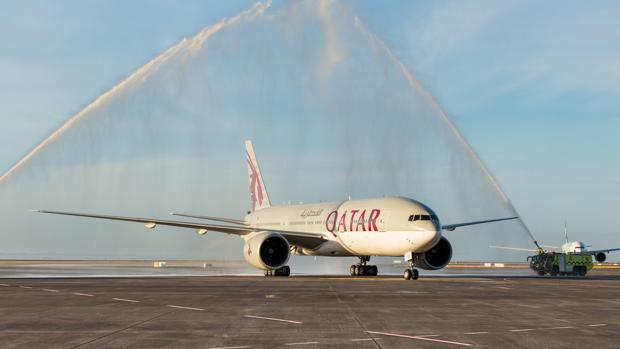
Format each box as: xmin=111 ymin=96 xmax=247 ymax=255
xmin=414 ymin=215 xmax=420 ymax=221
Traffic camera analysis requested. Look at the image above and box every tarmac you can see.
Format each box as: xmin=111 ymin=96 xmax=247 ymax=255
xmin=1 ymin=265 xmax=620 ymax=348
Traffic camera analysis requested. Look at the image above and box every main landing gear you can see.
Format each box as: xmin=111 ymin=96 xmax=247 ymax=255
xmin=403 ymin=255 xmax=419 ymax=280
xmin=265 ymin=265 xmax=290 ymax=277
xmin=350 ymin=256 xmax=378 ymax=276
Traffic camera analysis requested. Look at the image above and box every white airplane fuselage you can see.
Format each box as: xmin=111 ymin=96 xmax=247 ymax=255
xmin=245 ymin=196 xmax=441 ymax=257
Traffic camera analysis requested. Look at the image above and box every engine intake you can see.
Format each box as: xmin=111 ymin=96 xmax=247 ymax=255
xmin=243 ymin=232 xmax=290 ymax=270
xmin=414 ymin=236 xmax=452 ymax=270
xmin=595 ymin=252 xmax=606 ymax=263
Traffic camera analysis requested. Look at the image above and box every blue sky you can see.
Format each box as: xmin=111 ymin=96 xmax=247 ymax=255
xmin=0 ymin=1 xmax=619 ymax=260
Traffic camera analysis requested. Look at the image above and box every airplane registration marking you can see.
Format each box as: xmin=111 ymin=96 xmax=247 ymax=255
xmin=244 ymin=315 xmax=302 ymax=324
xmin=366 ymin=331 xmax=471 ymax=346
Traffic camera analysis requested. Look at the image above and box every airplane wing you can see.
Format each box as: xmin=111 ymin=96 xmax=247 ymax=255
xmin=442 ymin=217 xmax=518 ymax=231
xmin=587 ymin=248 xmax=620 ymax=255
xmin=169 ymin=212 xmax=247 ymax=225
xmin=34 ymin=210 xmax=327 ymax=249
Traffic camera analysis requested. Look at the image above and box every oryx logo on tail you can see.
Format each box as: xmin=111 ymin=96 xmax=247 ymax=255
xmin=245 ymin=140 xmax=271 ymax=211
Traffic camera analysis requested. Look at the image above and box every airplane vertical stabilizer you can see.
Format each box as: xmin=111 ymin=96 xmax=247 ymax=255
xmin=245 ymin=140 xmax=271 ymax=211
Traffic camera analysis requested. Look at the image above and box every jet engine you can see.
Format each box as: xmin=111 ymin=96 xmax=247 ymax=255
xmin=414 ymin=236 xmax=453 ymax=270
xmin=243 ymin=232 xmax=290 ymax=270
xmin=595 ymin=252 xmax=606 ymax=263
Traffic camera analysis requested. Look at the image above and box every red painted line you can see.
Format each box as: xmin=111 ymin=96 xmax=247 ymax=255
xmin=367 ymin=331 xmax=471 ymax=347
xmin=244 ymin=315 xmax=302 ymax=324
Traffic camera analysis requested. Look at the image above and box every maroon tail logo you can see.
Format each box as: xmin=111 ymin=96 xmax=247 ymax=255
xmin=247 ymin=151 xmax=263 ymax=211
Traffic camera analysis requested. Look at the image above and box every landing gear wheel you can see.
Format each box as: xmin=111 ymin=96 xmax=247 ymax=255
xmin=265 ymin=266 xmax=290 ymax=277
xmin=350 ymin=265 xmax=356 ymax=276
xmin=403 ymin=269 xmax=412 ymax=280
xmin=412 ymin=268 xmax=419 ymax=280
xmin=370 ymin=265 xmax=378 ymax=276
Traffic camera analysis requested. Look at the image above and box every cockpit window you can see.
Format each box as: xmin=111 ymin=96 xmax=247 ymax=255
xmin=409 ymin=214 xmax=439 ymax=222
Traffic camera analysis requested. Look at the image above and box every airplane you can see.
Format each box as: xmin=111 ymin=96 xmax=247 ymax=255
xmin=36 ymin=140 xmax=518 ymax=280
xmin=490 ymin=222 xmax=620 ymax=263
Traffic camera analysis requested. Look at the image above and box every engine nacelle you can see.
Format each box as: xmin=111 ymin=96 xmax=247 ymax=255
xmin=595 ymin=252 xmax=606 ymax=263
xmin=243 ymin=232 xmax=290 ymax=270
xmin=414 ymin=236 xmax=453 ymax=270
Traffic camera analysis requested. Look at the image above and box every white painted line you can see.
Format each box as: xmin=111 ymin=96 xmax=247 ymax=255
xmin=588 ymin=324 xmax=607 ymax=327
xmin=42 ymin=289 xmax=60 ymax=293
xmin=350 ymin=338 xmax=382 ymax=341
xmin=208 ymin=346 xmax=251 ymax=349
xmin=0 ymin=283 xmax=9 ymax=287
xmin=510 ymin=329 xmax=534 ymax=332
xmin=20 ymin=286 xmax=32 ymax=289
xmin=366 ymin=331 xmax=471 ymax=347
xmin=167 ymin=305 xmax=204 ymax=311
xmin=496 ymin=286 xmax=512 ymax=290
xmin=464 ymin=332 xmax=489 ymax=335
xmin=549 ymin=326 xmax=573 ymax=330
xmin=72 ymin=292 xmax=94 ymax=297
xmin=284 ymin=342 xmax=319 ymax=346
xmin=244 ymin=315 xmax=303 ymax=324
xmin=113 ymin=297 xmax=140 ymax=303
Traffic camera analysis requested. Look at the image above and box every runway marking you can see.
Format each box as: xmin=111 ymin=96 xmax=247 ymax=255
xmin=588 ymin=324 xmax=607 ymax=327
xmin=113 ymin=297 xmax=140 ymax=303
xmin=366 ymin=331 xmax=471 ymax=346
xmin=548 ymin=326 xmax=573 ymax=330
xmin=350 ymin=338 xmax=382 ymax=341
xmin=42 ymin=288 xmax=60 ymax=293
xmin=208 ymin=346 xmax=251 ymax=349
xmin=464 ymin=332 xmax=489 ymax=335
xmin=167 ymin=305 xmax=204 ymax=311
xmin=284 ymin=341 xmax=319 ymax=346
xmin=244 ymin=315 xmax=302 ymax=324
xmin=510 ymin=329 xmax=534 ymax=332
xmin=72 ymin=292 xmax=94 ymax=297
xmin=0 ymin=283 xmax=9 ymax=287
xmin=19 ymin=286 xmax=32 ymax=289
xmin=496 ymin=286 xmax=513 ymax=290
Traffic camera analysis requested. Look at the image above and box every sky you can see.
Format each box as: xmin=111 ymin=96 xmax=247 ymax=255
xmin=0 ymin=0 xmax=618 ymax=262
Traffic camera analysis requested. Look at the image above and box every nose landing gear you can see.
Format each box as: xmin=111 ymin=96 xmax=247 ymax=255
xmin=350 ymin=256 xmax=378 ymax=276
xmin=403 ymin=252 xmax=420 ymax=280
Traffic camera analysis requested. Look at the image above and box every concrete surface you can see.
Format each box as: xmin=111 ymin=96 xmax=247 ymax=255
xmin=1 ymin=271 xmax=619 ymax=348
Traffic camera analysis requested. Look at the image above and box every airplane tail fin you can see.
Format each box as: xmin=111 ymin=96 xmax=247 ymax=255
xmin=245 ymin=140 xmax=271 ymax=212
